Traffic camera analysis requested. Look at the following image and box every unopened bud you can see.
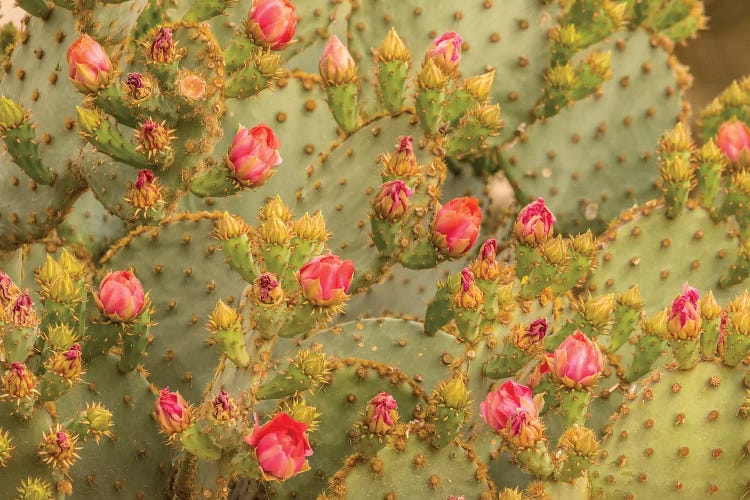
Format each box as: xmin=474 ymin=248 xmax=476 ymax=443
xmin=586 ymin=51 xmax=611 ymax=80
xmin=474 ymin=103 xmax=503 ymax=132
xmin=546 ymin=63 xmax=576 ymax=89
xmin=417 ymin=58 xmax=446 ymax=89
xmin=213 ymin=212 xmax=251 ymax=240
xmin=260 ymin=217 xmax=290 ymax=244
xmin=75 ymin=106 xmax=102 ymax=135
xmin=0 ymin=428 xmax=12 ymax=467
xmin=557 ymin=424 xmax=600 ymax=459
xmin=292 ymin=212 xmax=329 ymax=242
xmin=569 ymin=229 xmax=598 ymax=258
xmin=728 ymin=291 xmax=750 ymax=335
xmin=498 ymin=488 xmax=524 ymax=500
xmin=641 ymin=309 xmax=668 ymax=338
xmin=365 ymin=392 xmax=399 ymax=434
xmin=259 ymin=196 xmax=293 ymax=222
xmin=700 ymin=290 xmax=722 ymax=320
xmin=295 ymin=350 xmax=328 ymax=380
xmin=126 ymin=169 xmax=165 ymax=215
xmin=660 ymin=155 xmax=693 ymax=183
xmin=660 ymin=122 xmax=694 ymax=155
xmin=38 ymin=426 xmax=80 ymax=473
xmin=436 ymin=377 xmax=469 ymax=408
xmin=385 ymin=136 xmax=419 ymax=177
xmin=373 ymin=180 xmax=413 ymax=221
xmin=209 ymin=300 xmax=240 ymax=331
xmin=155 ymin=387 xmax=191 ymax=435
xmin=57 ymin=249 xmax=86 ymax=281
xmin=84 ymin=403 xmax=114 ymax=441
xmin=148 ymin=27 xmax=176 ymax=63
xmin=288 ymin=399 xmax=320 ymax=429
xmin=46 ymin=324 xmax=77 ymax=351
xmin=319 ymin=35 xmax=357 ymax=86
xmin=542 ymin=235 xmax=567 ymax=265
xmin=453 ymin=268 xmax=483 ymax=310
xmin=50 ymin=344 xmax=83 ymax=381
xmin=470 ymin=238 xmax=500 ymax=281
xmin=550 ymin=24 xmax=580 ymax=48
xmin=699 ymin=138 xmax=726 ymax=165
xmin=16 ymin=478 xmax=53 ymax=500
xmin=514 ymin=318 xmax=548 ymax=351
xmin=584 ymin=294 xmax=615 ymax=329
xmin=254 ymin=50 xmax=282 ymax=78
xmin=617 ymin=285 xmax=643 ymax=310
xmin=463 ymin=69 xmax=495 ymax=101
xmin=377 ymin=27 xmax=410 ymax=62
xmin=136 ymin=119 xmax=174 ymax=159
xmin=0 ymin=95 xmax=25 ymax=129
xmin=36 ymin=255 xmax=67 ymax=290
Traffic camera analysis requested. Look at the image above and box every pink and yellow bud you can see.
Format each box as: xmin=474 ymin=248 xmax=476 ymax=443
xmin=154 ymin=387 xmax=191 ymax=435
xmin=0 ymin=270 xmax=19 ymax=304
xmin=373 ymin=180 xmax=413 ymax=221
xmin=50 ymin=344 xmax=83 ymax=381
xmin=480 ymin=380 xmax=545 ymax=448
xmin=124 ymin=72 xmax=153 ymax=100
xmin=514 ymin=198 xmax=556 ymax=246
xmin=544 ymin=330 xmax=604 ymax=389
xmin=126 ymin=169 xmax=165 ymax=215
xmin=8 ymin=293 xmax=39 ymax=328
xmin=425 ymin=31 xmax=462 ymax=76
xmin=365 ymin=392 xmax=399 ymax=434
xmin=296 ymin=254 xmax=354 ymax=306
xmin=148 ymin=27 xmax=176 ymax=63
xmin=453 ymin=268 xmax=483 ymax=310
xmin=211 ymin=391 xmax=239 ymax=422
xmin=228 ymin=124 xmax=282 ymax=188
xmin=2 ymin=362 xmax=38 ymax=399
xmin=252 ymin=272 xmax=284 ymax=305
xmin=244 ymin=412 xmax=313 ymax=481
xmin=514 ymin=318 xmax=548 ymax=352
xmin=666 ymin=283 xmax=702 ymax=340
xmin=385 ymin=136 xmax=419 ymax=177
xmin=136 ymin=119 xmax=174 ymax=158
xmin=470 ymin=238 xmax=500 ymax=280
xmin=717 ymin=120 xmax=750 ymax=164
xmin=319 ymin=35 xmax=357 ymax=86
xmin=247 ymin=0 xmax=297 ymax=50
xmin=432 ymin=197 xmax=482 ymax=258
xmin=95 ymin=270 xmax=146 ymax=322
xmin=66 ymin=34 xmax=112 ymax=94
xmin=38 ymin=426 xmax=80 ymax=473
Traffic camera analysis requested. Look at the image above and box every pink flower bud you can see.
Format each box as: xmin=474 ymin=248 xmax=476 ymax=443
xmin=365 ymin=392 xmax=399 ymax=434
xmin=544 ymin=330 xmax=603 ymax=389
xmin=51 ymin=344 xmax=83 ymax=380
xmin=228 ymin=124 xmax=282 ymax=188
xmin=67 ymin=34 xmax=112 ymax=94
xmin=319 ymin=35 xmax=357 ymax=85
xmin=136 ymin=119 xmax=174 ymax=158
xmin=373 ymin=180 xmax=413 ymax=221
xmin=514 ymin=197 xmax=556 ymax=246
xmin=247 ymin=0 xmax=297 ymax=50
xmin=470 ymin=238 xmax=500 ymax=280
xmin=127 ymin=169 xmax=164 ymax=214
xmin=425 ymin=32 xmax=462 ymax=76
xmin=0 ymin=270 xmax=18 ymax=304
xmin=667 ymin=283 xmax=702 ymax=340
xmin=154 ymin=387 xmax=191 ymax=435
xmin=244 ymin=412 xmax=313 ymax=481
xmin=2 ymin=362 xmax=37 ymax=399
xmin=432 ymin=197 xmax=482 ymax=258
xmin=95 ymin=270 xmax=146 ymax=322
xmin=385 ymin=136 xmax=419 ymax=177
xmin=480 ymin=380 xmax=544 ymax=447
xmin=296 ymin=254 xmax=354 ymax=306
xmin=9 ymin=292 xmax=36 ymax=327
xmin=717 ymin=120 xmax=750 ymax=163
xmin=149 ymin=27 xmax=176 ymax=63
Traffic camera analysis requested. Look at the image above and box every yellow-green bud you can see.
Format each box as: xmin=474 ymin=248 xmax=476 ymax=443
xmin=436 ymin=377 xmax=469 ymax=408
xmin=259 ymin=196 xmax=293 ymax=222
xmin=721 ymin=81 xmax=748 ymax=108
xmin=417 ymin=58 xmax=446 ymax=90
xmin=16 ymin=478 xmax=53 ymax=500
xmin=660 ymin=155 xmax=694 ymax=183
xmin=36 ymin=255 xmax=66 ymax=289
xmin=641 ymin=308 xmax=669 ymax=338
xmin=76 ymin=105 xmax=102 ymax=134
xmin=260 ymin=217 xmax=290 ymax=244
xmin=569 ymin=230 xmax=598 ymax=258
xmin=699 ymin=290 xmax=722 ymax=320
xmin=292 ymin=212 xmax=329 ymax=242
xmin=660 ymin=122 xmax=694 ymax=155
xmin=474 ymin=103 xmax=504 ymax=132
xmin=699 ymin=138 xmax=726 ymax=166
xmin=550 ymin=24 xmax=580 ymax=48
xmin=463 ymin=69 xmax=495 ymax=101
xmin=254 ymin=50 xmax=282 ymax=78
xmin=617 ymin=285 xmax=643 ymax=310
xmin=0 ymin=95 xmax=25 ymax=129
xmin=46 ymin=324 xmax=77 ymax=351
xmin=0 ymin=428 xmax=13 ymax=467
xmin=584 ymin=294 xmax=615 ymax=329
xmin=542 ymin=235 xmax=568 ymax=265
xmin=546 ymin=63 xmax=576 ymax=89
xmin=57 ymin=249 xmax=87 ymax=281
xmin=498 ymin=488 xmax=524 ymax=500
xmin=586 ymin=51 xmax=612 ymax=80
xmin=84 ymin=403 xmax=114 ymax=438
xmin=46 ymin=274 xmax=80 ymax=303
xmin=377 ymin=27 xmax=410 ymax=62
xmin=296 ymin=350 xmax=328 ymax=380
xmin=212 ymin=212 xmax=250 ymax=240
xmin=288 ymin=399 xmax=320 ymax=430
xmin=557 ymin=424 xmax=600 ymax=458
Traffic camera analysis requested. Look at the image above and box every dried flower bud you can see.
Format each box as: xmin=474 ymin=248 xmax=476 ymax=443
xmin=38 ymin=425 xmax=80 ymax=473
xmin=149 ymin=27 xmax=176 ymax=63
xmin=252 ymin=273 xmax=283 ymax=305
xmin=211 ymin=391 xmax=239 ymax=422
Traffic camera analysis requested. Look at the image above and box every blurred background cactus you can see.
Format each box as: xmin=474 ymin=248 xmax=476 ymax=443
xmin=0 ymin=0 xmax=750 ymax=498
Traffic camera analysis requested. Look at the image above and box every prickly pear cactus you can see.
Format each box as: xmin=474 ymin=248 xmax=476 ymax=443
xmin=4 ymin=0 xmax=750 ymax=499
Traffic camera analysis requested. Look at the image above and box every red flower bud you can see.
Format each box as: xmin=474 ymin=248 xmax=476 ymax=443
xmin=296 ymin=254 xmax=354 ymax=306
xmin=544 ymin=330 xmax=603 ymax=389
xmin=67 ymin=34 xmax=112 ymax=93
xmin=432 ymin=197 xmax=482 ymax=258
xmin=247 ymin=0 xmax=297 ymax=50
xmin=228 ymin=124 xmax=282 ymax=188
xmin=425 ymin=31 xmax=462 ymax=76
xmin=154 ymin=387 xmax=191 ymax=435
xmin=480 ymin=380 xmax=545 ymax=447
xmin=365 ymin=392 xmax=399 ymax=434
xmin=95 ymin=270 xmax=146 ymax=322
xmin=514 ymin=197 xmax=555 ymax=246
xmin=244 ymin=412 xmax=313 ymax=481
xmin=717 ymin=120 xmax=750 ymax=163
xmin=667 ymin=283 xmax=702 ymax=340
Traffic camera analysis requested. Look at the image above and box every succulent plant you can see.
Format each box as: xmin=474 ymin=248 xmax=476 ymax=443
xmin=2 ymin=0 xmax=749 ymax=499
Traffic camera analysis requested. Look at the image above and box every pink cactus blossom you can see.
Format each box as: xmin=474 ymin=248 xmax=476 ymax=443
xmin=244 ymin=412 xmax=313 ymax=481
xmin=432 ymin=197 xmax=482 ymax=258
xmin=667 ymin=283 xmax=702 ymax=340
xmin=296 ymin=254 xmax=354 ymax=306
xmin=425 ymin=31 xmax=463 ymax=75
xmin=373 ymin=180 xmax=413 ymax=220
xmin=717 ymin=120 xmax=750 ymax=163
xmin=67 ymin=34 xmax=112 ymax=93
xmin=514 ymin=198 xmax=556 ymax=246
xmin=228 ymin=124 xmax=282 ymax=188
xmin=480 ymin=380 xmax=545 ymax=447
xmin=154 ymin=387 xmax=191 ymax=435
xmin=319 ymin=35 xmax=357 ymax=85
xmin=247 ymin=0 xmax=297 ymax=50
xmin=95 ymin=270 xmax=146 ymax=322
xmin=544 ymin=330 xmax=604 ymax=389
